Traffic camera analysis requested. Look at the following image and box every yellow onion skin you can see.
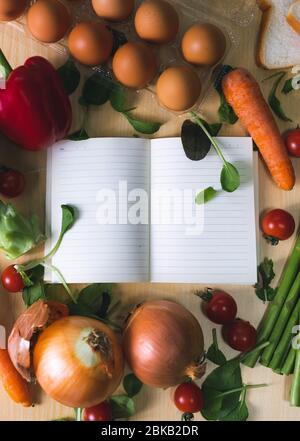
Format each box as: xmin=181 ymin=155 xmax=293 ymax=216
xmin=122 ymin=300 xmax=205 ymax=389
xmin=33 ymin=316 xmax=124 ymax=408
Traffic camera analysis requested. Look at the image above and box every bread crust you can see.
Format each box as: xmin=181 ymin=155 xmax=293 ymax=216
xmin=287 ymin=5 xmax=300 ymax=35
xmin=256 ymin=4 xmax=273 ymax=68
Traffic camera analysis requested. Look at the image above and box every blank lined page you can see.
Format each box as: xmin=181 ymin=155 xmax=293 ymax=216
xmin=150 ymin=137 xmax=257 ymax=284
xmin=46 ymin=138 xmax=150 ymax=283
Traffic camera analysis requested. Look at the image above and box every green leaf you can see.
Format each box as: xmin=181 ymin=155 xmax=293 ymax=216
xmin=220 ymin=162 xmax=240 ymax=193
xmin=109 ymin=28 xmax=128 ymax=56
xmin=110 ymin=86 xmax=126 ymax=112
xmin=0 ymin=201 xmax=45 ymax=260
xmin=282 ymin=78 xmax=294 ymax=95
xmin=123 ymin=374 xmax=143 ymax=398
xmin=22 ymin=282 xmax=46 ymax=308
xmin=195 ymin=187 xmax=218 ymax=205
xmin=60 ymin=205 xmax=75 ymax=236
xmin=214 ymin=65 xmax=238 ymax=125
xmin=68 ymin=128 xmax=89 ymax=141
xmin=181 ymin=119 xmax=212 ymax=161
xmin=221 ymin=388 xmax=249 ymax=421
xmin=110 ymin=395 xmax=135 ymax=419
xmin=124 ymin=113 xmax=162 ymax=134
xmin=68 ymin=283 xmax=113 ymax=320
xmin=80 ymin=71 xmax=115 ymax=106
xmin=197 ymin=118 xmax=222 ymax=136
xmin=206 ymin=329 xmax=227 ymax=366
xmin=57 ymin=59 xmax=80 ymax=95
xmin=268 ymin=73 xmax=293 ymax=122
xmin=203 ymin=358 xmax=242 ymax=392
xmin=255 ymin=258 xmax=278 ymax=302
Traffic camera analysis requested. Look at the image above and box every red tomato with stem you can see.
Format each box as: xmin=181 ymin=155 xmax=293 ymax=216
xmin=174 ymin=382 xmax=204 ymax=414
xmin=223 ymin=319 xmax=257 ymax=352
xmin=1 ymin=265 xmax=25 ymax=293
xmin=0 ymin=168 xmax=25 ymax=198
xmin=286 ymin=129 xmax=300 ymax=158
xmin=199 ymin=289 xmax=237 ymax=325
xmin=83 ymin=401 xmax=113 ymax=421
xmin=261 ymin=209 xmax=295 ymax=244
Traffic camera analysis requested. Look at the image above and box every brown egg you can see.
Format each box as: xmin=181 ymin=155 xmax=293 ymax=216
xmin=91 ymin=0 xmax=134 ymax=22
xmin=112 ymin=41 xmax=157 ymax=89
xmin=27 ymin=0 xmax=71 ymax=43
xmin=68 ymin=21 xmax=113 ymax=66
xmin=134 ymin=0 xmax=179 ymax=45
xmin=181 ymin=23 xmax=227 ymax=67
xmin=0 ymin=0 xmax=27 ymax=21
xmin=156 ymin=66 xmax=201 ymax=112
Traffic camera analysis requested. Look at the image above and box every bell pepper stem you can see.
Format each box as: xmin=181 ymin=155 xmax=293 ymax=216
xmin=0 ymin=49 xmax=12 ymax=80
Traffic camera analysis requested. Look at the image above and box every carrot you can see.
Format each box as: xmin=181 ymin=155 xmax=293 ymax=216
xmin=0 ymin=349 xmax=32 ymax=407
xmin=222 ymin=68 xmax=295 ymax=191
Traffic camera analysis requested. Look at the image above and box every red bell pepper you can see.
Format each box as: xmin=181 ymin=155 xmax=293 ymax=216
xmin=0 ymin=50 xmax=72 ymax=151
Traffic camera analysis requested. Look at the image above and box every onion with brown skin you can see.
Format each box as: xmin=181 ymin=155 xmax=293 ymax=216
xmin=122 ymin=300 xmax=205 ymax=389
xmin=34 ymin=316 xmax=124 ymax=408
xmin=8 ymin=300 xmax=68 ymax=382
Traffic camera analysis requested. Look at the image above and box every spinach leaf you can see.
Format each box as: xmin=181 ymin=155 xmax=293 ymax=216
xmin=268 ymin=73 xmax=293 ymax=122
xmin=181 ymin=120 xmax=211 ymax=161
xmin=124 ymin=113 xmax=162 ymax=135
xmin=57 ymin=59 xmax=80 ymax=95
xmin=0 ymin=201 xmax=44 ymax=260
xmin=110 ymin=86 xmax=127 ymax=112
xmin=123 ymin=374 xmax=143 ymax=398
xmin=220 ymin=162 xmax=240 ymax=193
xmin=110 ymin=395 xmax=135 ymax=419
xmin=80 ymin=70 xmax=115 ymax=106
xmin=197 ymin=118 xmax=222 ymax=136
xmin=221 ymin=388 xmax=249 ymax=421
xmin=214 ymin=65 xmax=238 ymax=125
xmin=255 ymin=258 xmax=278 ymax=302
xmin=195 ymin=187 xmax=218 ymax=205
xmin=206 ymin=329 xmax=227 ymax=366
xmin=68 ymin=283 xmax=113 ymax=319
xmin=68 ymin=128 xmax=89 ymax=141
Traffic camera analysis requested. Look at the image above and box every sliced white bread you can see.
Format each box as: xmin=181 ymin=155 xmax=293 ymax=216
xmin=257 ymin=0 xmax=300 ymax=69
xmin=287 ymin=1 xmax=300 ymax=35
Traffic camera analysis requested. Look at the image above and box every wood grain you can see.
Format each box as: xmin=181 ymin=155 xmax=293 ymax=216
xmin=1 ymin=2 xmax=300 ymax=421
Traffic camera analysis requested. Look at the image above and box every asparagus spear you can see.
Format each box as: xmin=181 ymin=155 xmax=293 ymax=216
xmin=243 ymin=234 xmax=300 ymax=368
xmin=260 ymin=272 xmax=300 ymax=367
xmin=281 ymin=346 xmax=296 ymax=376
xmin=268 ymin=297 xmax=300 ymax=370
xmin=290 ymin=322 xmax=300 ymax=406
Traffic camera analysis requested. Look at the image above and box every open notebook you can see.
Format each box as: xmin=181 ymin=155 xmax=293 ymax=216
xmin=46 ymin=137 xmax=258 ymax=284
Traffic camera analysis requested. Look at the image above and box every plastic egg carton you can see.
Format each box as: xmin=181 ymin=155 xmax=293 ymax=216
xmin=1 ymin=0 xmax=256 ymax=114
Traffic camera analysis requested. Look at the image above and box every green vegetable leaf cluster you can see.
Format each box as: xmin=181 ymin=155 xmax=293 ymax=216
xmin=57 ymin=59 xmax=81 ymax=96
xmin=214 ymin=65 xmax=238 ymax=125
xmin=255 ymin=258 xmax=277 ymax=302
xmin=68 ymin=283 xmax=113 ymax=320
xmin=0 ymin=201 xmax=45 ymax=260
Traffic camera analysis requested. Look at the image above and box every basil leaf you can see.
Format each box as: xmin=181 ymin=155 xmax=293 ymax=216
xmin=109 ymin=27 xmax=128 ymax=56
xmin=220 ymin=162 xmax=240 ymax=193
xmin=110 ymin=395 xmax=135 ymax=419
xmin=57 ymin=59 xmax=80 ymax=95
xmin=80 ymin=70 xmax=115 ymax=106
xmin=181 ymin=120 xmax=211 ymax=161
xmin=0 ymin=201 xmax=44 ymax=260
xmin=123 ymin=374 xmax=143 ymax=398
xmin=268 ymin=73 xmax=293 ymax=122
xmin=195 ymin=187 xmax=218 ymax=205
xmin=124 ymin=113 xmax=162 ymax=134
xmin=68 ymin=128 xmax=89 ymax=141
xmin=282 ymin=78 xmax=294 ymax=95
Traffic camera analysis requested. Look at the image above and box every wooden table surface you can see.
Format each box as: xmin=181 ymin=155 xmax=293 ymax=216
xmin=1 ymin=1 xmax=300 ymax=421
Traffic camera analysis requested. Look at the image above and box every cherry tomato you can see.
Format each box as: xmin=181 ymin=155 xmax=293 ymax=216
xmin=286 ymin=129 xmax=300 ymax=158
xmin=261 ymin=209 xmax=295 ymax=244
xmin=201 ymin=289 xmax=237 ymax=325
xmin=223 ymin=319 xmax=257 ymax=352
xmin=1 ymin=265 xmax=25 ymax=293
xmin=0 ymin=168 xmax=25 ymax=198
xmin=174 ymin=382 xmax=204 ymax=413
xmin=83 ymin=401 xmax=113 ymax=422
